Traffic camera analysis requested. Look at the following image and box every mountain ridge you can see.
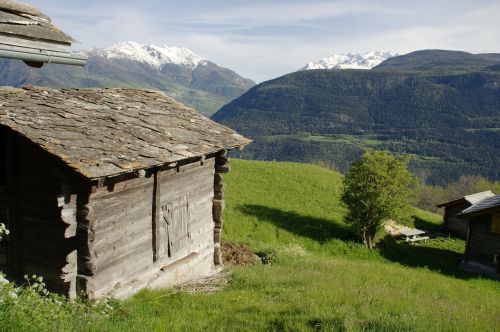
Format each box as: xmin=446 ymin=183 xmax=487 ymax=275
xmin=0 ymin=41 xmax=255 ymax=116
xmin=82 ymin=41 xmax=207 ymax=70
xmin=301 ymin=51 xmax=397 ymax=70
xmin=213 ymin=50 xmax=500 ymax=184
xmin=374 ymin=49 xmax=500 ymax=71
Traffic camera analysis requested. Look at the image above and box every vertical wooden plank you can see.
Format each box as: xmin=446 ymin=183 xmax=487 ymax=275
xmin=76 ymin=189 xmax=96 ymax=298
xmin=152 ymin=170 xmax=161 ymax=261
xmin=464 ymin=219 xmax=472 ymax=262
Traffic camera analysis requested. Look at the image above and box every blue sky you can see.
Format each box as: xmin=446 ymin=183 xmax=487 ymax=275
xmin=31 ymin=0 xmax=500 ymax=82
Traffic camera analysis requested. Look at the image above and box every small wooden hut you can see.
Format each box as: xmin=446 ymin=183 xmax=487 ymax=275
xmin=460 ymin=196 xmax=500 ymax=279
xmin=437 ymin=191 xmax=495 ymax=238
xmin=0 ymin=86 xmax=250 ymax=298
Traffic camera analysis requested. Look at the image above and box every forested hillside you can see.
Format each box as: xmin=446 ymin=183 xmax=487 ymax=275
xmin=213 ymin=53 xmax=500 ymax=184
xmin=374 ymin=50 xmax=500 ymax=71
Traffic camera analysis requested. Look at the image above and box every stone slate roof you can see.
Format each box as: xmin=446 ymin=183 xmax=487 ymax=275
xmin=461 ymin=195 xmax=500 ymax=216
xmin=0 ymin=0 xmax=74 ymax=44
xmin=437 ymin=190 xmax=495 ymax=208
xmin=0 ymin=87 xmax=251 ymax=179
xmin=463 ymin=191 xmax=496 ymax=205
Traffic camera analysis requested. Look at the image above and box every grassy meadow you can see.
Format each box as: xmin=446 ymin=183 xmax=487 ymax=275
xmin=1 ymin=159 xmax=499 ymax=331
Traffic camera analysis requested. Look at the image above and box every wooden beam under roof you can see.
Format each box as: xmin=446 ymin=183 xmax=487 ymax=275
xmin=0 ymin=0 xmax=86 ymax=67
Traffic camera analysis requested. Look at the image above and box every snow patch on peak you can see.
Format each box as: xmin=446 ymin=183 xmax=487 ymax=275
xmin=86 ymin=41 xmax=207 ymax=69
xmin=301 ymin=51 xmax=397 ymax=70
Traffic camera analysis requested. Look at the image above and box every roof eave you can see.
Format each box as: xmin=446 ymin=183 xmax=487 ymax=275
xmin=436 ymin=198 xmax=467 ymax=208
xmin=85 ymin=143 xmax=251 ymax=181
xmin=460 ymin=205 xmax=500 ymax=218
xmin=0 ymin=43 xmax=87 ymax=66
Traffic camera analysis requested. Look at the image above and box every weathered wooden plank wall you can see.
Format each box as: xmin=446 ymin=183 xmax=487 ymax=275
xmin=444 ymin=204 xmax=469 ymax=239
xmin=81 ymin=158 xmax=216 ymax=298
xmin=157 ymin=159 xmax=215 ymax=262
xmin=79 ymin=175 xmax=154 ymax=298
xmin=467 ymin=216 xmax=500 ymax=267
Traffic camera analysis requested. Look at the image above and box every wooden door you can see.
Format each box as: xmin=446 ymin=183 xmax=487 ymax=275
xmin=161 ymin=195 xmax=190 ymax=257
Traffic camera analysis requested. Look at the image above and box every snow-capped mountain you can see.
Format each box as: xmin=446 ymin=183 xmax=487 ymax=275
xmin=301 ymin=51 xmax=397 ymax=70
xmin=0 ymin=41 xmax=255 ymax=116
xmin=84 ymin=41 xmax=208 ymax=70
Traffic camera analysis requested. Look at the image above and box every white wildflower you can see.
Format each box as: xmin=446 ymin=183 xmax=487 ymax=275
xmin=0 ymin=276 xmax=8 ymax=284
xmin=0 ymin=223 xmax=9 ymax=241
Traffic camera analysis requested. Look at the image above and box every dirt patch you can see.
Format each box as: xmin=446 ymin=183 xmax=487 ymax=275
xmin=221 ymin=241 xmax=259 ymax=266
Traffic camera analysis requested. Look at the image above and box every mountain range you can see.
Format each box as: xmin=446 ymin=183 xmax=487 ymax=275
xmin=0 ymin=41 xmax=255 ymax=116
xmin=301 ymin=51 xmax=397 ymax=70
xmin=213 ymin=50 xmax=500 ymax=184
xmin=375 ymin=49 xmax=500 ymax=72
xmin=86 ymin=42 xmax=207 ymax=69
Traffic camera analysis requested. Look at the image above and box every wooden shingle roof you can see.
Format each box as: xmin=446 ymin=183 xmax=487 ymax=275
xmin=0 ymin=87 xmax=251 ymax=179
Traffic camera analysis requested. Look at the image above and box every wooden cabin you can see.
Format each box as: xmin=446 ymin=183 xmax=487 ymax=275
xmin=437 ymin=191 xmax=495 ymax=238
xmin=0 ymin=0 xmax=87 ymax=67
xmin=0 ymin=86 xmax=250 ymax=299
xmin=460 ymin=196 xmax=500 ymax=279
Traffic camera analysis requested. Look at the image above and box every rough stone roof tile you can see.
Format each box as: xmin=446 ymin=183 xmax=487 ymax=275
xmin=463 ymin=191 xmax=496 ymax=205
xmin=0 ymin=0 xmax=74 ymax=44
xmin=0 ymin=87 xmax=251 ymax=179
xmin=0 ymin=0 xmax=45 ymax=18
xmin=437 ymin=190 xmax=495 ymax=208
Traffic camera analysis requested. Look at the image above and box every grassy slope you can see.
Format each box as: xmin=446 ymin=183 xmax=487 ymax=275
xmin=4 ymin=160 xmax=499 ymax=331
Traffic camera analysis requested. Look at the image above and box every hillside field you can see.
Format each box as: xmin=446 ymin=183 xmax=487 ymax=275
xmin=2 ymin=160 xmax=499 ymax=331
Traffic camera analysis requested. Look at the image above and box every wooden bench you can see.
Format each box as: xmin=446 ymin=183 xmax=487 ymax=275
xmin=406 ymin=236 xmax=429 ymax=243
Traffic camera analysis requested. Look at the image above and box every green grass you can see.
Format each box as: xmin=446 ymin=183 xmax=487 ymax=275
xmin=305 ymin=134 xmax=384 ymax=147
xmin=465 ymin=127 xmax=500 ymax=132
xmin=1 ymin=160 xmax=499 ymax=331
xmin=304 ymin=134 xmax=445 ymax=162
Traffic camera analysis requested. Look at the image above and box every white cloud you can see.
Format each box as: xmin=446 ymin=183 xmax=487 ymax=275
xmin=29 ymin=0 xmax=500 ymax=82
xmin=197 ymin=1 xmax=407 ymax=25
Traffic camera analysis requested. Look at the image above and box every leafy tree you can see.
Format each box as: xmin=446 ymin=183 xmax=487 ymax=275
xmin=341 ymin=150 xmax=417 ymax=249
